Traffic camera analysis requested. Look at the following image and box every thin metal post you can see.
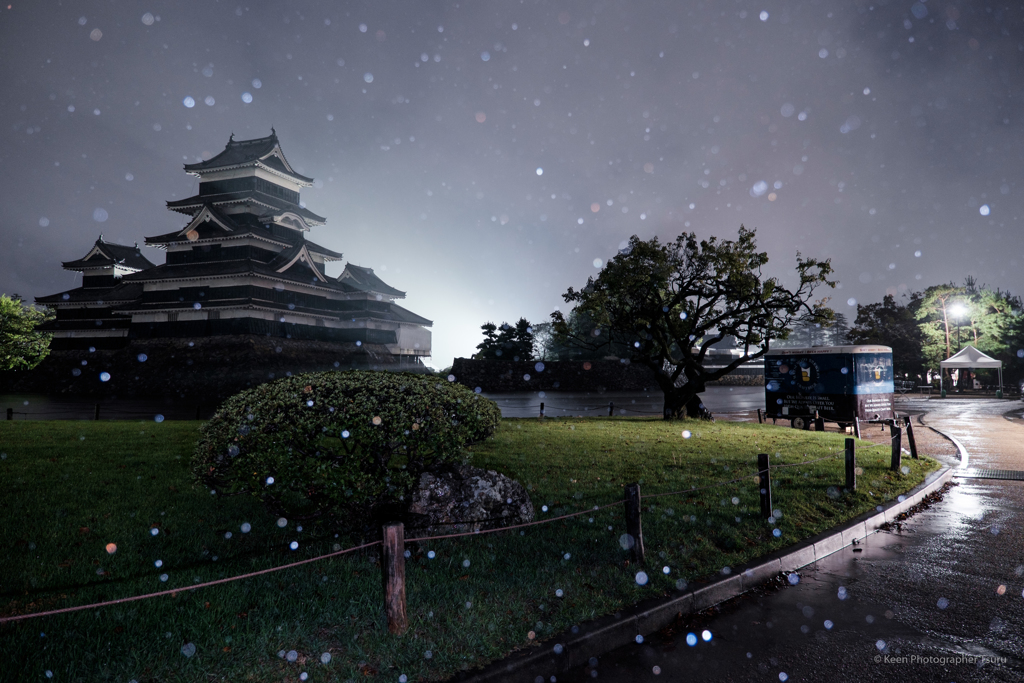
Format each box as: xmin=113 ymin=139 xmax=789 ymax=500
xmin=853 ymin=416 xmax=861 ymax=440
xmin=757 ymin=408 xmax=763 ymax=424
xmin=814 ymin=411 xmax=825 ymax=432
xmin=904 ymin=416 xmax=918 ymax=459
xmin=845 ymin=438 xmax=856 ymax=491
xmin=624 ymin=484 xmax=644 ymax=565
xmin=381 ymin=523 xmax=408 ymax=635
xmin=757 ymin=453 xmax=772 ymax=519
xmin=890 ymin=422 xmax=903 ymax=472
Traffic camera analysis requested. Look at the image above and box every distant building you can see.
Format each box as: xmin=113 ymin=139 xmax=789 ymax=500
xmin=37 ymin=131 xmax=431 ymax=365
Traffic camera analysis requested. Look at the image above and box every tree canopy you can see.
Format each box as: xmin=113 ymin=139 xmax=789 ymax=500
xmin=848 ymin=293 xmax=925 ymax=379
xmin=551 ymin=227 xmax=835 ymax=419
xmin=473 ymin=317 xmax=535 ymax=360
xmin=0 ymin=294 xmax=52 ymax=371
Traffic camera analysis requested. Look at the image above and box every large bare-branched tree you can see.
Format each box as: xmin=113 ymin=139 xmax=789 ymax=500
xmin=551 ymin=227 xmax=835 ymax=419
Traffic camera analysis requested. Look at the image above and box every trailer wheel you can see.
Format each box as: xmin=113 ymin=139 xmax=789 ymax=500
xmin=790 ymin=416 xmax=807 ymax=430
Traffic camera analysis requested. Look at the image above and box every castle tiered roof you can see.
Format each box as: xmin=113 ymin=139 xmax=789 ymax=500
xmin=61 ymin=237 xmax=155 ymax=273
xmin=183 ymin=130 xmax=314 ymax=184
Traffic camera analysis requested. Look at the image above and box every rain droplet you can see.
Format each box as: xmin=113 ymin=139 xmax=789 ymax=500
xmin=241 ymin=92 xmax=253 ymax=103
xmin=536 ymin=167 xmax=544 ymax=176
xmin=277 ymin=518 xmax=288 ymax=527
xmin=635 ymin=634 xmax=644 ymax=643
xmin=204 ymin=96 xmax=215 ymax=106
xmin=99 ymin=372 xmax=111 ymax=382
xmin=154 ymin=414 xmax=164 ymax=423
xmin=39 ymin=217 xmax=50 ymax=227
xmin=593 ymin=258 xmax=603 ymax=268
xmin=241 ymin=523 xmax=251 ymax=533
xmin=320 ymin=652 xmax=332 ymax=664
xmin=788 ymin=573 xmax=800 ymax=585
xmin=980 ymin=204 xmax=991 ymax=216
xmin=635 ymin=571 xmax=649 ymax=585
xmin=702 ymin=630 xmax=712 ymax=641
xmin=759 ymin=10 xmax=769 ymax=21
xmin=937 ymin=597 xmax=949 ymax=609
xmin=252 ymin=78 xmax=262 ymax=88
xmin=93 ymin=207 xmax=109 ymax=222
xmin=686 ymin=633 xmax=697 ymax=646
xmin=265 ymin=476 xmax=275 ymax=485
xmin=181 ymin=642 xmax=196 ymax=658
xmin=824 ymin=619 xmax=833 ymax=629
xmin=141 ymin=12 xmax=154 ymax=25
xmin=363 ymin=72 xmax=374 ymax=83
xmin=286 ymin=650 xmax=298 ymax=662
xmin=289 ymin=541 xmax=299 ymax=550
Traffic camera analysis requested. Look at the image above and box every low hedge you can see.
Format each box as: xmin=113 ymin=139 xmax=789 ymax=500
xmin=192 ymin=371 xmax=502 ymax=531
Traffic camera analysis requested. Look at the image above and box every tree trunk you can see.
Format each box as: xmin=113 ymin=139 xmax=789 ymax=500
xmin=660 ymin=384 xmax=714 ymax=421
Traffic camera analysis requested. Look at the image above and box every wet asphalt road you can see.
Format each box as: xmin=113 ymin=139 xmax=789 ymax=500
xmin=550 ymin=398 xmax=1024 ymax=683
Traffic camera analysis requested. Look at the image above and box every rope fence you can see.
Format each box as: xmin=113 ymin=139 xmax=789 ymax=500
xmin=1 ymin=440 xmax=897 ymax=629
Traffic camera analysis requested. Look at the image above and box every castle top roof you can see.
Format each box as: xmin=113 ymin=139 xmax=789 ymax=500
xmin=182 ymin=130 xmax=314 ymax=185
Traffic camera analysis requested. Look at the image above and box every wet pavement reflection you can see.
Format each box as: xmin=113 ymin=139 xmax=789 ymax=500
xmin=483 ymin=386 xmax=764 ymax=419
xmin=548 ymin=398 xmax=1024 ymax=682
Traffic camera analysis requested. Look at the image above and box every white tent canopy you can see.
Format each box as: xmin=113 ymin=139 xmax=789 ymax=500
xmin=939 ymin=345 xmax=1003 ymax=395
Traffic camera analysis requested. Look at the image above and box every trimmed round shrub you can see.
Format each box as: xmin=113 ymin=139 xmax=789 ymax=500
xmin=193 ymin=371 xmax=501 ymax=531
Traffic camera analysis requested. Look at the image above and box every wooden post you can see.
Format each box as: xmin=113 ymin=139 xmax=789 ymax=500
xmin=890 ymin=422 xmax=902 ymax=472
xmin=845 ymin=438 xmax=856 ymax=491
xmin=757 ymin=408 xmax=763 ymax=424
xmin=814 ymin=411 xmax=825 ymax=432
xmin=623 ymin=484 xmax=645 ymax=565
xmin=94 ymin=403 xmax=101 ymax=421
xmin=757 ymin=453 xmax=772 ymax=519
xmin=853 ymin=416 xmax=861 ymax=440
xmin=904 ymin=416 xmax=918 ymax=459
xmin=539 ymin=402 xmax=545 ymax=418
xmin=5 ymin=408 xmax=12 ymax=421
xmin=608 ymin=401 xmax=614 ymax=417
xmin=381 ymin=523 xmax=408 ymax=635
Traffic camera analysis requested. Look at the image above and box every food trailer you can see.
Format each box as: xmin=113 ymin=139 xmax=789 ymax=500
xmin=764 ymin=345 xmax=894 ymax=429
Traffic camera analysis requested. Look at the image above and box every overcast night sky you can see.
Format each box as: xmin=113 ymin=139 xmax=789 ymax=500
xmin=2 ymin=0 xmax=1023 ymax=368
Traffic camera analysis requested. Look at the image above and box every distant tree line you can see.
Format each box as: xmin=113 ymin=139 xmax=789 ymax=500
xmin=845 ymin=277 xmax=1024 ymax=389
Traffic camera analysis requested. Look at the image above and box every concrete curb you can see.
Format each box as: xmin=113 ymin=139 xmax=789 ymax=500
xmin=915 ymin=414 xmax=969 ymax=462
xmin=450 ymin=465 xmax=954 ymax=683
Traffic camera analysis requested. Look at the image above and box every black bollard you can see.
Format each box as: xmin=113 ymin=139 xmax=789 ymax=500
xmin=608 ymin=401 xmax=614 ymax=417
xmin=904 ymin=416 xmax=918 ymax=459
xmin=539 ymin=402 xmax=545 ymax=418
xmin=624 ymin=484 xmax=645 ymax=565
xmin=757 ymin=408 xmax=764 ymax=424
xmin=6 ymin=407 xmax=12 ymax=421
xmin=94 ymin=404 xmax=100 ymax=421
xmin=890 ymin=422 xmax=903 ymax=472
xmin=845 ymin=438 xmax=856 ymax=491
xmin=757 ymin=453 xmax=772 ymax=519
xmin=814 ymin=411 xmax=825 ymax=432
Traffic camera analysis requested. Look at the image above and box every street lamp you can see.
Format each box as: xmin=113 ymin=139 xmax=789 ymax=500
xmin=948 ymin=302 xmax=967 ymax=393
xmin=949 ymin=303 xmax=967 ymax=352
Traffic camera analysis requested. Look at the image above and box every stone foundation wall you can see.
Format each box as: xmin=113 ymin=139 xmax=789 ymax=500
xmin=0 ymin=335 xmax=425 ymax=400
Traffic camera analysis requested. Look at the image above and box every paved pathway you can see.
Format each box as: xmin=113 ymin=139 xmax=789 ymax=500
xmin=548 ymin=398 xmax=1024 ymax=683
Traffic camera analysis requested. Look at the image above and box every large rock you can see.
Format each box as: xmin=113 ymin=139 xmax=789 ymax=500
xmin=405 ymin=464 xmax=534 ymax=538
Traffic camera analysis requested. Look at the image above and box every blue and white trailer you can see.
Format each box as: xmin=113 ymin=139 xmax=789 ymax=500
xmin=764 ymin=345 xmax=894 ymax=429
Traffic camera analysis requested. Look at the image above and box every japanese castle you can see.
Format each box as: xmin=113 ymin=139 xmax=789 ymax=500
xmin=37 ymin=131 xmax=431 ymax=365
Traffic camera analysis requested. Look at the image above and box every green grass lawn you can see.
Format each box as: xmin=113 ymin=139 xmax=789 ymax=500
xmin=0 ymin=417 xmax=939 ymax=683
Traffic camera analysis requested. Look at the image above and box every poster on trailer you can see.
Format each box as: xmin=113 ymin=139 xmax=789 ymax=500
xmin=764 ymin=345 xmax=894 ymax=425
